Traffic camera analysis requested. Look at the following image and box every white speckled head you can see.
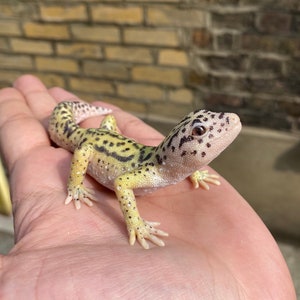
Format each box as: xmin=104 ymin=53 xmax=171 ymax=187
xmin=156 ymin=109 xmax=241 ymax=173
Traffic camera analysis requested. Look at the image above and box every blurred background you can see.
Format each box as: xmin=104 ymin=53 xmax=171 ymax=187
xmin=0 ymin=0 xmax=299 ymax=295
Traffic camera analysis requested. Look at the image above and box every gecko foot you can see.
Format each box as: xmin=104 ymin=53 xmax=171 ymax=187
xmin=189 ymin=170 xmax=220 ymax=190
xmin=128 ymin=220 xmax=169 ymax=250
xmin=65 ymin=186 xmax=97 ymax=210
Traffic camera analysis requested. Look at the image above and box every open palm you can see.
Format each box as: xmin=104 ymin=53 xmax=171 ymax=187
xmin=0 ymin=75 xmax=295 ymax=299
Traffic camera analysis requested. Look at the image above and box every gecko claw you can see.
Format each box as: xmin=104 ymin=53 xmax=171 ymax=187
xmin=65 ymin=186 xmax=96 ymax=209
xmin=128 ymin=220 xmax=168 ymax=249
xmin=190 ymin=170 xmax=220 ymax=190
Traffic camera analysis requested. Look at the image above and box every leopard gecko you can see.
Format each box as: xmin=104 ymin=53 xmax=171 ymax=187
xmin=48 ymin=101 xmax=241 ymax=249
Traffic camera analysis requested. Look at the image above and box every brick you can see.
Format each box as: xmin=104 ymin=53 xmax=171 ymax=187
xmin=124 ymin=28 xmax=180 ymax=47
xmin=241 ymin=34 xmax=277 ymax=53
xmin=71 ymin=25 xmax=120 ymax=43
xmin=0 ymin=54 xmax=33 ymax=70
xmin=105 ymin=46 xmax=152 ymax=63
xmin=148 ymin=102 xmax=192 ymax=119
xmin=0 ymin=3 xmax=38 ymax=18
xmin=242 ymin=33 xmax=300 ymax=55
xmin=83 ymin=61 xmax=129 ymax=80
xmin=203 ymin=93 xmax=243 ymax=108
xmin=132 ymin=66 xmax=183 ymax=86
xmin=132 ymin=0 xmax=179 ymax=2
xmin=0 ymin=38 xmax=9 ymax=51
xmin=23 ymin=22 xmax=69 ymax=39
xmin=101 ymin=97 xmax=147 ymax=114
xmin=249 ymin=57 xmax=283 ymax=76
xmin=33 ymin=73 xmax=65 ymax=88
xmin=40 ymin=4 xmax=87 ymax=22
xmin=69 ymin=77 xmax=114 ymax=94
xmin=91 ymin=5 xmax=142 ymax=24
xmin=168 ymin=88 xmax=193 ymax=104
xmin=246 ymin=96 xmax=274 ymax=113
xmin=0 ymin=20 xmax=21 ymax=36
xmin=10 ymin=38 xmax=53 ymax=55
xmin=158 ymin=49 xmax=189 ymax=67
xmin=0 ymin=70 xmax=23 ymax=83
xmin=216 ymin=32 xmax=238 ymax=51
xmin=210 ymin=75 xmax=247 ymax=94
xmin=278 ymin=101 xmax=300 ymax=118
xmin=246 ymin=77 xmax=286 ymax=95
xmin=56 ymin=43 xmax=102 ymax=58
xmin=286 ymin=60 xmax=300 ymax=94
xmin=117 ymin=83 xmax=164 ymax=101
xmin=212 ymin=12 xmax=255 ymax=30
xmin=277 ymin=37 xmax=300 ymax=56
xmin=192 ymin=29 xmax=212 ymax=48
xmin=36 ymin=57 xmax=78 ymax=73
xmin=147 ymin=6 xmax=207 ymax=27
xmin=292 ymin=14 xmax=300 ymax=32
xmin=187 ymin=70 xmax=210 ymax=87
xmin=241 ymin=0 xmax=298 ymax=10
xmin=204 ymin=54 xmax=248 ymax=72
xmin=257 ymin=12 xmax=291 ymax=34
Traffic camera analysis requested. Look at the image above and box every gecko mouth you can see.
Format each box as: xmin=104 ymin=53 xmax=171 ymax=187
xmin=209 ymin=113 xmax=242 ymax=147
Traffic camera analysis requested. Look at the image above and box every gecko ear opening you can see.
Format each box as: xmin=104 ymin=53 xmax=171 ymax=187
xmin=192 ymin=125 xmax=207 ymax=136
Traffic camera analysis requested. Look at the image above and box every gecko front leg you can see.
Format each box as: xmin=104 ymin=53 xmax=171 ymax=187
xmin=189 ymin=170 xmax=220 ymax=190
xmin=114 ymin=170 xmax=168 ymax=249
xmin=65 ymin=144 xmax=97 ymax=209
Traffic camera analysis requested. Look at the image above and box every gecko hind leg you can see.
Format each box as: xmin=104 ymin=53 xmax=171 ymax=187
xmin=99 ymin=115 xmax=119 ymax=132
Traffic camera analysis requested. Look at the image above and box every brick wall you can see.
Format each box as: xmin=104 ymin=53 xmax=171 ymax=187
xmin=0 ymin=1 xmax=300 ymax=132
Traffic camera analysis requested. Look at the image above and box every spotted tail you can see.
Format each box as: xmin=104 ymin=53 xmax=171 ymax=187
xmin=48 ymin=101 xmax=112 ymax=151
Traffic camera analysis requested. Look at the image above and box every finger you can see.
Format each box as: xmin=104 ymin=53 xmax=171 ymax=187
xmin=13 ymin=74 xmax=57 ymax=125
xmin=0 ymin=87 xmax=49 ymax=171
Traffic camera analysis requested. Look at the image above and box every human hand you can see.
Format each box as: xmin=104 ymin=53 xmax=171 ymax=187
xmin=0 ymin=75 xmax=296 ymax=299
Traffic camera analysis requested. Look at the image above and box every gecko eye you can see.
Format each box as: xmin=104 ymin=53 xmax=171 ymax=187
xmin=192 ymin=125 xmax=207 ymax=136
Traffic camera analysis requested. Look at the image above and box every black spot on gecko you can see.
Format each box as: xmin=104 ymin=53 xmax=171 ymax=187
xmin=201 ymin=152 xmax=206 ymax=157
xmin=139 ymin=152 xmax=152 ymax=163
xmin=219 ymin=112 xmax=225 ymax=119
xmin=191 ymin=119 xmax=201 ymax=126
xmin=155 ymin=154 xmax=163 ymax=165
xmin=166 ymin=131 xmax=179 ymax=148
xmin=206 ymin=143 xmax=211 ymax=148
xmin=94 ymin=145 xmax=134 ymax=162
xmin=79 ymin=137 xmax=88 ymax=146
xmin=179 ymin=135 xmax=194 ymax=148
xmin=117 ymin=142 xmax=126 ymax=147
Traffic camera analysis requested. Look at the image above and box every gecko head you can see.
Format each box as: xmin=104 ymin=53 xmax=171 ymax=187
xmin=159 ymin=109 xmax=242 ymax=170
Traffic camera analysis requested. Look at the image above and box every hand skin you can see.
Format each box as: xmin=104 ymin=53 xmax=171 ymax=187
xmin=0 ymin=75 xmax=296 ymax=299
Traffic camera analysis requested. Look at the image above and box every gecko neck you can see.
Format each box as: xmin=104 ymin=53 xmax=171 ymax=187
xmin=152 ymin=140 xmax=197 ymax=181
